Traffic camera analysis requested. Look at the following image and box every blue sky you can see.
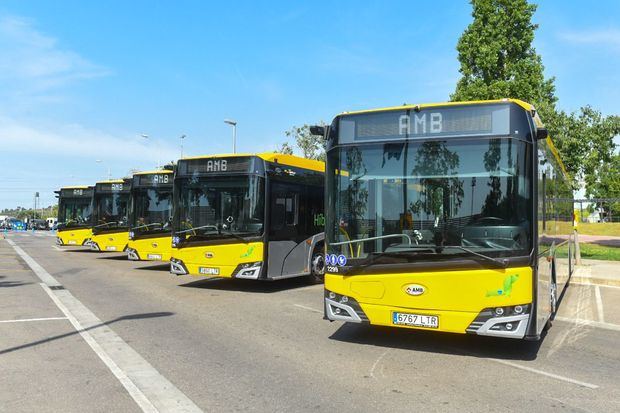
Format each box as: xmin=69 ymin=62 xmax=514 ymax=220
xmin=1 ymin=0 xmax=619 ymax=209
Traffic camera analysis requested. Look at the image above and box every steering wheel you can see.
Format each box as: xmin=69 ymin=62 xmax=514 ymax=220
xmin=473 ymin=216 xmax=508 ymax=225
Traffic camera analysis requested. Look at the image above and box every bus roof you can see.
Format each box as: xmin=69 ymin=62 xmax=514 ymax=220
xmin=95 ymin=179 xmax=126 ymax=184
xmin=59 ymin=185 xmax=91 ymax=190
xmin=181 ymin=152 xmax=325 ymax=173
xmin=338 ymin=98 xmax=534 ymax=117
xmin=132 ymin=169 xmax=173 ymax=176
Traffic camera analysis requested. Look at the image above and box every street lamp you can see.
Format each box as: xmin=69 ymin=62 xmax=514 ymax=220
xmin=224 ymin=119 xmax=237 ymax=153
xmin=179 ymin=134 xmax=186 ymax=158
xmin=95 ymin=159 xmax=111 ymax=180
xmin=141 ymin=134 xmax=161 ymax=168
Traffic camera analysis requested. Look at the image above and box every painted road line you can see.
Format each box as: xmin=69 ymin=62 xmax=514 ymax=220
xmin=0 ymin=317 xmax=68 ymax=324
xmin=293 ymin=304 xmax=323 ymax=314
xmin=571 ymin=281 xmax=620 ymax=290
xmin=6 ymin=238 xmax=203 ymax=413
xmin=594 ymin=285 xmax=604 ymax=323
xmin=487 ymin=358 xmax=599 ymax=389
xmin=555 ymin=316 xmax=620 ymax=332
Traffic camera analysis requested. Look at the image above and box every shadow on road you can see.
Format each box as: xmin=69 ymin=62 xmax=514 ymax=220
xmin=97 ymin=254 xmax=128 ymax=261
xmin=0 ymin=312 xmax=174 ymax=355
xmin=134 ymin=263 xmax=170 ymax=272
xmin=0 ymin=276 xmax=32 ymax=288
xmin=180 ymin=277 xmax=319 ymax=293
xmin=329 ymin=323 xmax=545 ymax=361
xmin=64 ymin=249 xmax=98 ymax=253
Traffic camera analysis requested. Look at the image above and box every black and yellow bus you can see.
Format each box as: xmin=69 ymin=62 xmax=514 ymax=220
xmin=319 ymin=99 xmax=574 ymax=340
xmin=127 ymin=169 xmax=174 ymax=261
xmin=89 ymin=179 xmax=132 ymax=252
xmin=56 ymin=185 xmax=94 ymax=246
xmin=170 ymin=153 xmax=325 ymax=281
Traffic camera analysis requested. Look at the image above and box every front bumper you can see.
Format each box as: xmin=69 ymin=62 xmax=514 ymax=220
xmin=324 ymin=288 xmax=531 ymax=339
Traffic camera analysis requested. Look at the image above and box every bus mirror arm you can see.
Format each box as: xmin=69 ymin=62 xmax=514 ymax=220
xmin=535 ymin=127 xmax=548 ymax=141
xmin=309 ymin=125 xmax=326 ymax=138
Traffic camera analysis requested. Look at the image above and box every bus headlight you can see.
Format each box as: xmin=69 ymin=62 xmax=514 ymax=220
xmin=171 ymin=236 xmax=180 ymax=247
xmin=233 ymin=262 xmax=263 ymax=280
xmin=129 ymin=231 xmax=135 ymax=240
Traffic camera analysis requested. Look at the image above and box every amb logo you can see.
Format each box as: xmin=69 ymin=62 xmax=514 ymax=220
xmin=486 ymin=274 xmax=519 ymax=297
xmin=404 ymin=284 xmax=426 ymax=296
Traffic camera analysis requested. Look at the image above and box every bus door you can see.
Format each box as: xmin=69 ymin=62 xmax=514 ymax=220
xmin=267 ymin=182 xmax=307 ymax=278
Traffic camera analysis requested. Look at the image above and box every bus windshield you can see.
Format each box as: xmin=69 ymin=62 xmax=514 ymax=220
xmin=174 ymin=175 xmax=265 ymax=242
xmin=131 ymin=188 xmax=172 ymax=235
xmin=59 ymin=198 xmax=92 ymax=228
xmin=326 ymin=138 xmax=532 ymax=263
xmin=94 ymin=193 xmax=129 ymax=231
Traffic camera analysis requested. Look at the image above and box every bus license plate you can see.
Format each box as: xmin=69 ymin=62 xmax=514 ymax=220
xmin=147 ymin=254 xmax=162 ymax=260
xmin=392 ymin=312 xmax=439 ymax=329
xmin=199 ymin=267 xmax=219 ymax=275
xmin=105 ymin=246 xmax=117 ymax=251
xmin=67 ymin=240 xmax=76 ymax=245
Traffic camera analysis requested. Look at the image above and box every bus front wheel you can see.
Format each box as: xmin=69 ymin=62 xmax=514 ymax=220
xmin=308 ymin=250 xmax=325 ymax=284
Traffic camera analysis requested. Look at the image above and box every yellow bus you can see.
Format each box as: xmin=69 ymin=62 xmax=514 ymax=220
xmin=318 ymin=99 xmax=574 ymax=340
xmin=127 ymin=169 xmax=174 ymax=261
xmin=89 ymin=179 xmax=132 ymax=252
xmin=170 ymin=153 xmax=325 ymax=281
xmin=56 ymin=185 xmax=94 ymax=247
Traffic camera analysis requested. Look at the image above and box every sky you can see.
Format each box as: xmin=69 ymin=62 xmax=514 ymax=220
xmin=0 ymin=0 xmax=619 ymax=210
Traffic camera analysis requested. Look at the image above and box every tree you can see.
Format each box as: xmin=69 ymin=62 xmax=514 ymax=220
xmin=452 ymin=0 xmax=619 ymax=197
xmin=276 ymin=123 xmax=327 ymax=161
xmin=452 ymin=0 xmax=556 ymax=111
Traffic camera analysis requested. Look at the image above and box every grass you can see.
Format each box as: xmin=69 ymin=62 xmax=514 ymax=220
xmin=577 ymin=243 xmax=620 ymax=261
xmin=555 ymin=221 xmax=620 ymax=237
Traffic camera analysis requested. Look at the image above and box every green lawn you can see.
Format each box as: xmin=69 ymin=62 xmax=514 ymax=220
xmin=558 ymin=222 xmax=620 ymax=236
xmin=577 ymin=243 xmax=620 ymax=261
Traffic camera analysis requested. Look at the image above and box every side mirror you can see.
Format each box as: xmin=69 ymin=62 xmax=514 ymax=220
xmin=309 ymin=125 xmax=326 ymax=137
xmin=536 ymin=127 xmax=549 ymax=141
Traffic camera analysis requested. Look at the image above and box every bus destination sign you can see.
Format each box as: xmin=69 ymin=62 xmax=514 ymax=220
xmin=338 ymin=103 xmax=512 ymax=143
xmin=137 ymin=173 xmax=173 ymax=186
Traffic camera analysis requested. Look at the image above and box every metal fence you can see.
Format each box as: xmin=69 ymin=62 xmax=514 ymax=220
xmin=574 ymin=198 xmax=620 ymax=223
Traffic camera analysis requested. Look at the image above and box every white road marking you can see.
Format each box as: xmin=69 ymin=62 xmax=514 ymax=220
xmin=554 ymin=316 xmax=620 ymax=332
xmin=52 ymin=245 xmax=63 ymax=251
xmin=369 ymin=349 xmax=390 ymax=381
xmin=0 ymin=316 xmax=68 ymax=323
xmin=293 ymin=304 xmax=323 ymax=314
xmin=571 ymin=281 xmax=620 ymax=290
xmin=594 ymin=285 xmax=605 ymax=323
xmin=6 ymin=238 xmax=203 ymax=413
xmin=487 ymin=358 xmax=599 ymax=389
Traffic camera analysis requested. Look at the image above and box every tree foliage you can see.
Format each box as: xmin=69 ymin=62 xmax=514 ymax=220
xmin=276 ymin=123 xmax=327 ymax=161
xmin=452 ymin=0 xmax=556 ymax=109
xmin=453 ymin=0 xmax=619 ymax=198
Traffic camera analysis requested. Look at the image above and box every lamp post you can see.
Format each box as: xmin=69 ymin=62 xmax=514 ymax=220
xmin=224 ymin=119 xmax=237 ymax=153
xmin=179 ymin=134 xmax=186 ymax=158
xmin=95 ymin=159 xmax=111 ymax=180
xmin=141 ymin=134 xmax=161 ymax=168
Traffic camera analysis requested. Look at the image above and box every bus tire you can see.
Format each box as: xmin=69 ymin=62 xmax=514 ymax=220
xmin=307 ymin=249 xmax=325 ymax=284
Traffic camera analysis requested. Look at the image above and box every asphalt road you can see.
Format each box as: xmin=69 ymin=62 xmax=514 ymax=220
xmin=1 ymin=231 xmax=619 ymax=412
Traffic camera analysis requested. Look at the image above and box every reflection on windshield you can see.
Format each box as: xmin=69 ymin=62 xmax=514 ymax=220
xmin=327 ymin=139 xmax=532 ymax=261
xmin=131 ymin=189 xmax=172 ymax=234
xmin=59 ymin=199 xmax=92 ymax=228
xmin=174 ymin=175 xmax=264 ymax=242
xmin=94 ymin=193 xmax=129 ymax=230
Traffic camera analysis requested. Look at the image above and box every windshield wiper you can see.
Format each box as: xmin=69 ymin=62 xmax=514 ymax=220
xmin=343 ymin=249 xmax=434 ymax=275
xmin=219 ymin=229 xmax=251 ymax=243
xmin=131 ymin=222 xmax=164 ymax=231
xmin=440 ymin=245 xmax=508 ymax=268
xmin=175 ymin=224 xmax=219 ymax=235
xmin=93 ymin=221 xmax=118 ymax=228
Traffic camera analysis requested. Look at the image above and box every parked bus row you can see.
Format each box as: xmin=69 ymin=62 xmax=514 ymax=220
xmin=55 ymin=99 xmax=576 ymax=340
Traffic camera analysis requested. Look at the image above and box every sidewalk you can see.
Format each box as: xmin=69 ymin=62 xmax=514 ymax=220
xmin=573 ymin=259 xmax=620 ymax=286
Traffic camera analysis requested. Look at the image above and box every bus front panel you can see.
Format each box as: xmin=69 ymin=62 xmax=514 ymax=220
xmin=171 ymin=242 xmax=264 ymax=278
